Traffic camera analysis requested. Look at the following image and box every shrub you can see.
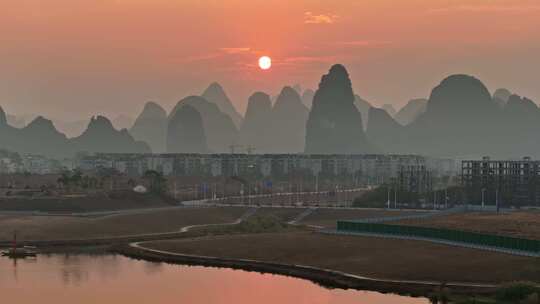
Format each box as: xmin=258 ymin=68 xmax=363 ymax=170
xmin=521 ymin=293 xmax=539 ymax=304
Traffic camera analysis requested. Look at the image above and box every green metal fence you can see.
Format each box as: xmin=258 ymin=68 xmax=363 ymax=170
xmin=337 ymin=221 xmax=540 ymax=253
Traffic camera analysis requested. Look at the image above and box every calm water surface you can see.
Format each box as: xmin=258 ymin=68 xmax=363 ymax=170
xmin=0 ymin=254 xmax=428 ymax=304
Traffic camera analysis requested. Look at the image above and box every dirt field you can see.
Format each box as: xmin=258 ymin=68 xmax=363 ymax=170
xmin=0 ymin=191 xmax=177 ymax=213
xmin=254 ymin=207 xmax=306 ymax=222
xmin=395 ymin=211 xmax=540 ymax=240
xmin=0 ymin=207 xmax=248 ymax=241
xmin=299 ymin=209 xmax=426 ymax=228
xmin=144 ymin=232 xmax=540 ymax=284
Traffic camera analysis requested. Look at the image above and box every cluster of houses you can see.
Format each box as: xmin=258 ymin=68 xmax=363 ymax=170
xmin=76 ymin=153 xmax=457 ymax=192
xmin=0 ymin=151 xmax=73 ymax=175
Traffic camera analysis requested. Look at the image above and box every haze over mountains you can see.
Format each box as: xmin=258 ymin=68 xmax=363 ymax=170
xmin=394 ymin=99 xmax=427 ymax=126
xmin=2 ymin=64 xmax=540 ymax=159
xmin=167 ymin=104 xmax=208 ymax=153
xmin=130 ymin=102 xmax=168 ymax=153
xmin=238 ymin=92 xmax=273 ymax=152
xmin=201 ymin=82 xmax=243 ymax=129
xmin=305 ymin=65 xmax=374 ymax=154
xmin=170 ymin=96 xmax=238 ymax=153
xmin=269 ymin=87 xmax=309 ymax=153
xmin=0 ymin=110 xmax=149 ymax=157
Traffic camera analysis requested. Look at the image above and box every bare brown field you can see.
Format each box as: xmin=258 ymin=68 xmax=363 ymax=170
xmin=395 ymin=211 xmax=540 ymax=240
xmin=0 ymin=207 xmax=247 ymax=241
xmin=144 ymin=232 xmax=540 ymax=284
xmin=300 ymin=209 xmax=426 ymax=228
xmin=0 ymin=191 xmax=176 ymax=213
xmin=255 ymin=207 xmax=306 ymax=222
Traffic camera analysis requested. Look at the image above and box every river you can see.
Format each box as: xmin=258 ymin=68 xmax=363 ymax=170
xmin=0 ymin=254 xmax=428 ymax=303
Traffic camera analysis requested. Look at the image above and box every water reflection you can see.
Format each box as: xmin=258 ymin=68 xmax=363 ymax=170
xmin=0 ymin=254 xmax=428 ymax=304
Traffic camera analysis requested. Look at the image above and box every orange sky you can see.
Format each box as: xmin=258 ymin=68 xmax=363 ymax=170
xmin=1 ymin=0 xmax=539 ymax=120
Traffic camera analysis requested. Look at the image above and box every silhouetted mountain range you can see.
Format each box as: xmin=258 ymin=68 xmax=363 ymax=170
xmin=364 ymin=74 xmax=540 ymax=158
xmin=70 ymin=116 xmax=150 ymax=154
xmin=0 ymin=107 xmax=7 ymax=126
xmin=167 ymin=104 xmax=208 ymax=153
xmin=366 ymin=107 xmax=404 ymax=152
xmin=305 ymin=64 xmax=374 ymax=154
xmin=238 ymin=92 xmax=273 ymax=152
xmin=112 ymin=114 xmax=135 ymax=131
xmin=354 ymin=94 xmax=372 ymax=131
xmin=493 ymin=88 xmax=512 ymax=108
xmin=4 ymin=64 xmax=540 ymax=159
xmin=130 ymin=102 xmax=168 ymax=153
xmin=6 ymin=114 xmax=25 ymax=128
xmin=170 ymin=96 xmax=238 ymax=153
xmin=268 ymin=86 xmax=309 ymax=153
xmin=301 ymin=89 xmax=315 ymax=109
xmin=0 ymin=111 xmax=69 ymax=157
xmin=0 ymin=108 xmax=150 ymax=157
xmin=381 ymin=104 xmax=397 ymax=117
xmin=394 ymin=99 xmax=427 ymax=126
xmin=201 ymin=82 xmax=243 ymax=129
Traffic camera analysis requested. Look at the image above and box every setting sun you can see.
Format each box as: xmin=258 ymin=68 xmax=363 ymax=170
xmin=258 ymin=56 xmax=272 ymax=70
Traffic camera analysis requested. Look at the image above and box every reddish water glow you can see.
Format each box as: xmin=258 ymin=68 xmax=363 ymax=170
xmin=0 ymin=254 xmax=428 ymax=304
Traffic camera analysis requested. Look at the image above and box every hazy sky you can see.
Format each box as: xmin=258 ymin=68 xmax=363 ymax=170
xmin=1 ymin=0 xmax=539 ymax=121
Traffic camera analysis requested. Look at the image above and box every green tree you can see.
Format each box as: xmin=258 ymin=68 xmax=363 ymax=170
xmin=143 ymin=170 xmax=167 ymax=194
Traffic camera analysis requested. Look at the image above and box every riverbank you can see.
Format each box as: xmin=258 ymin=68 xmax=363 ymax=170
xmin=3 ymin=206 xmax=540 ymax=301
xmin=116 ymin=236 xmax=501 ymax=298
xmin=115 ymin=231 xmax=540 ymax=302
xmin=132 ymin=232 xmax=540 ymax=284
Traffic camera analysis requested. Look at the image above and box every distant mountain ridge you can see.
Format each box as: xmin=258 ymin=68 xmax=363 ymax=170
xmin=130 ymin=102 xmax=168 ymax=153
xmin=170 ymin=96 xmax=238 ymax=153
xmin=394 ymin=99 xmax=427 ymax=126
xmin=71 ymin=116 xmax=150 ymax=154
xmin=268 ymin=86 xmax=309 ymax=153
xmin=0 ymin=108 xmax=150 ymax=157
xmin=201 ymin=82 xmax=243 ymax=129
xmin=238 ymin=92 xmax=273 ymax=152
xmin=305 ymin=64 xmax=374 ymax=154
xmin=167 ymin=104 xmax=208 ymax=153
xmin=4 ymin=65 xmax=540 ymax=159
xmin=365 ymin=74 xmax=540 ymax=158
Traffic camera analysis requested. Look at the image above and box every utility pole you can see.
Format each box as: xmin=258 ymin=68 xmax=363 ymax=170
xmin=445 ymin=188 xmax=448 ymax=209
xmin=240 ymin=184 xmax=244 ymax=204
xmin=297 ymin=178 xmax=302 ymax=204
xmin=203 ymin=183 xmax=206 ymax=201
xmin=495 ymin=189 xmax=499 ymax=213
xmin=387 ymin=186 xmax=391 ymax=209
xmin=481 ymin=188 xmax=486 ymax=208
xmin=394 ymin=187 xmax=397 ymax=209
xmin=289 ymin=181 xmax=292 ymax=205
xmin=248 ymin=182 xmax=251 ymax=205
